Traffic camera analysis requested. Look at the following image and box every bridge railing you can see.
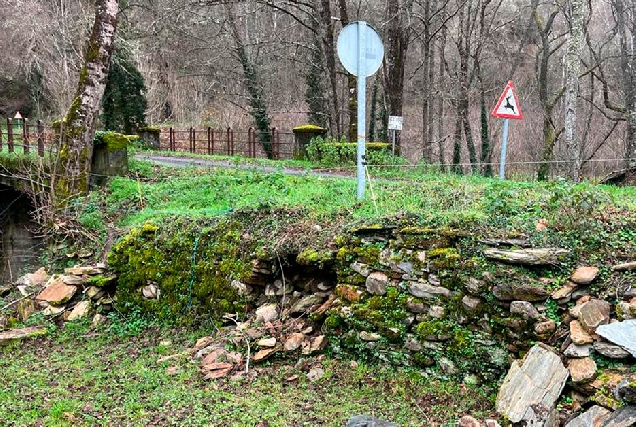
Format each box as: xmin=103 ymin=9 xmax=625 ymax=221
xmin=160 ymin=126 xmax=296 ymax=160
xmin=0 ymin=118 xmax=55 ymax=157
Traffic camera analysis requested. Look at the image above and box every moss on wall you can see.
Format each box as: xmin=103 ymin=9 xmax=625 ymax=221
xmin=108 ymin=218 xmax=255 ymax=324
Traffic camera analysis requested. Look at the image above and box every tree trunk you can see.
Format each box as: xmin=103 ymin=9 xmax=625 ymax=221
xmin=421 ymin=0 xmax=432 ymax=161
xmin=615 ymin=0 xmax=636 ymax=168
xmin=383 ymin=0 xmax=415 ymax=152
xmin=452 ymin=101 xmax=462 ymax=174
xmin=437 ymin=21 xmax=447 ymax=169
xmin=337 ymin=0 xmax=356 ymax=142
xmin=319 ymin=0 xmax=340 ymax=136
xmin=479 ymin=78 xmax=492 ymax=176
xmin=55 ymin=0 xmax=118 ymax=201
xmin=535 ymin=7 xmax=562 ymax=181
xmin=225 ymin=4 xmax=273 ymax=158
xmin=563 ymin=0 xmax=587 ymax=182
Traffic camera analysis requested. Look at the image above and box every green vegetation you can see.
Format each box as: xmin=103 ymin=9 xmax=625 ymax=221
xmin=306 ymin=136 xmax=403 ymax=168
xmin=101 ymin=46 xmax=147 ymax=134
xmin=0 ymin=322 xmax=494 ymax=427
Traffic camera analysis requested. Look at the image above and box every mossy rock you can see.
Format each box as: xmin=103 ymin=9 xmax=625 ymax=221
xmin=396 ymin=227 xmax=459 ymax=250
xmin=94 ymin=131 xmax=129 ymax=151
xmin=108 ymin=217 xmax=254 ymax=324
xmin=427 ymin=248 xmax=461 ymax=269
xmin=292 ymin=124 xmax=327 ymax=134
xmin=296 ymin=248 xmax=334 ymax=267
xmin=138 ymin=126 xmax=161 ymax=134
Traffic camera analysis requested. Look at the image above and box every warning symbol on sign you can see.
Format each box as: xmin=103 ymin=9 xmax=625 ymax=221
xmin=492 ymin=81 xmax=523 ymax=120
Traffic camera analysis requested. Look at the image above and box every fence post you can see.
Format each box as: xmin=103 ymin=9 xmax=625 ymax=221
xmin=23 ymin=118 xmax=30 ymax=154
xmin=271 ymin=127 xmax=278 ymax=159
xmin=37 ymin=120 xmax=44 ymax=157
xmin=189 ymin=127 xmax=195 ymax=153
xmin=169 ymin=127 xmax=174 ymax=151
xmin=248 ymin=127 xmax=254 ymax=158
xmin=226 ymin=127 xmax=231 ymax=156
xmin=211 ymin=128 xmax=215 ymax=155
xmin=207 ymin=127 xmax=212 ymax=155
xmin=7 ymin=118 xmax=14 ymax=153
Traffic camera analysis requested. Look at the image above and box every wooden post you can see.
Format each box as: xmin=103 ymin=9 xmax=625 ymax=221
xmin=169 ymin=127 xmax=174 ymax=151
xmin=190 ymin=127 xmax=195 ymax=153
xmin=7 ymin=118 xmax=14 ymax=153
xmin=23 ymin=118 xmax=30 ymax=154
xmin=37 ymin=120 xmax=45 ymax=157
xmin=207 ymin=127 xmax=212 ymax=155
xmin=211 ymin=128 xmax=215 ymax=155
xmin=271 ymin=127 xmax=278 ymax=159
xmin=227 ymin=127 xmax=231 ymax=155
xmin=248 ymin=127 xmax=254 ymax=157
xmin=231 ymin=128 xmax=235 ymax=155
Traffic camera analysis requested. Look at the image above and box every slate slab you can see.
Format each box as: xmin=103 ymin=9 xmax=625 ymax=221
xmin=346 ymin=415 xmax=397 ymax=427
xmin=0 ymin=326 xmax=47 ymax=346
xmin=603 ymin=405 xmax=636 ymax=427
xmin=596 ymin=319 xmax=636 ymax=358
xmin=496 ymin=344 xmax=568 ymax=425
xmin=564 ymin=405 xmax=610 ymax=427
xmin=496 ymin=345 xmax=569 ymax=427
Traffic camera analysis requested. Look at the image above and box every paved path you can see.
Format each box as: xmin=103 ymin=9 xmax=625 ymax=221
xmin=134 ymin=154 xmax=354 ymax=179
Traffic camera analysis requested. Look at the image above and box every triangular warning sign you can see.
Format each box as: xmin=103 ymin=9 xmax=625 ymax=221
xmin=492 ymin=81 xmax=523 ymax=120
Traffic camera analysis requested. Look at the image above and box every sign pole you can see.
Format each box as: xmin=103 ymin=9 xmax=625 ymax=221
xmin=337 ymin=21 xmax=383 ymax=200
xmin=499 ymin=118 xmax=509 ymax=180
xmin=356 ymin=22 xmax=367 ymax=200
xmin=392 ymin=130 xmax=396 ymax=155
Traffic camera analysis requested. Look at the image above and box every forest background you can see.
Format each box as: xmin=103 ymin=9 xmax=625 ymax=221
xmin=1 ymin=0 xmax=635 ymax=181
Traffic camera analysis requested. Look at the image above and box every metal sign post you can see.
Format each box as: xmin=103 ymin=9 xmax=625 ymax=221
xmin=337 ymin=22 xmax=384 ymax=200
xmin=356 ymin=23 xmax=367 ymax=200
xmin=492 ymin=81 xmax=523 ymax=180
xmin=388 ymin=116 xmax=403 ymax=155
xmin=499 ymin=119 xmax=509 ymax=180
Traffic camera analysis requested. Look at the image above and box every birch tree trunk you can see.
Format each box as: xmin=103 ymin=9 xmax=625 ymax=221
xmin=55 ymin=0 xmax=118 ymax=202
xmin=564 ymin=0 xmax=587 ymax=182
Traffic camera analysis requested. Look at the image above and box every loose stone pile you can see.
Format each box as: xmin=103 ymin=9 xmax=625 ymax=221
xmin=0 ymin=264 xmax=116 ymax=344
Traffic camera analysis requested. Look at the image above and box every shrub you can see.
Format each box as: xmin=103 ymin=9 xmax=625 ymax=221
xmin=306 ymin=136 xmax=405 ymax=168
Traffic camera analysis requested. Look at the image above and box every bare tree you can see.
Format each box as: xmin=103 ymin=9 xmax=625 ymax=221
xmin=563 ymin=0 xmax=588 ymax=182
xmin=55 ymin=0 xmax=119 ymax=200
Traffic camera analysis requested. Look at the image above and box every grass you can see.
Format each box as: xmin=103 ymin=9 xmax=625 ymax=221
xmin=99 ymin=157 xmax=636 ymax=230
xmin=0 ymin=320 xmax=495 ymax=426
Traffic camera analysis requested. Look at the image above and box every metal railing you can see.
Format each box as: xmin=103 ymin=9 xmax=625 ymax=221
xmin=161 ymin=126 xmax=296 ymax=160
xmin=0 ymin=118 xmax=53 ymax=157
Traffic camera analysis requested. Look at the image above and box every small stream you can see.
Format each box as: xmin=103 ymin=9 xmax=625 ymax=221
xmin=0 ymin=185 xmax=44 ymax=285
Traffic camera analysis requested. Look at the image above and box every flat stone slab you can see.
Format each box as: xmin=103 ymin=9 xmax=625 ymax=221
xmin=492 ymin=283 xmax=549 ymax=302
xmin=484 ymin=248 xmax=569 ymax=266
xmin=346 ymin=415 xmax=397 ymax=427
xmin=0 ymin=327 xmax=47 ymax=346
xmin=603 ymin=405 xmax=636 ymax=427
xmin=596 ymin=319 xmax=636 ymax=357
xmin=570 ymin=266 xmax=599 ymax=285
xmin=564 ymin=405 xmax=610 ymax=427
xmin=407 ymin=282 xmax=451 ymax=299
xmin=35 ymin=279 xmax=77 ymax=306
xmin=496 ymin=344 xmax=569 ymax=424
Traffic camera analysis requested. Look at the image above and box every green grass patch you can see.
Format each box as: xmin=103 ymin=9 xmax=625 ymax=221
xmin=0 ymin=323 xmax=495 ymax=426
